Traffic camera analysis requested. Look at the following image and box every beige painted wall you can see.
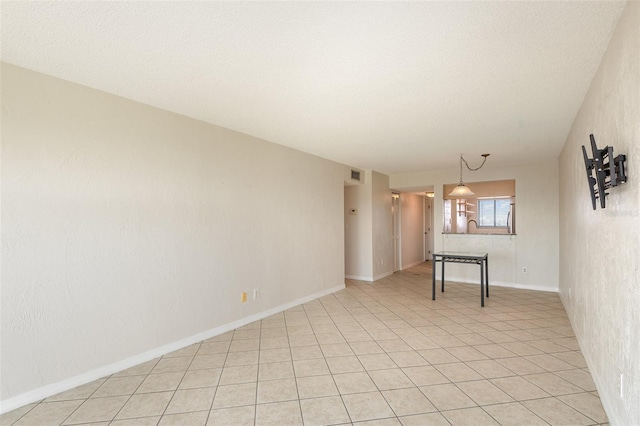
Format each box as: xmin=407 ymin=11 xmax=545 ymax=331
xmin=344 ymin=182 xmax=373 ymax=280
xmin=391 ymin=161 xmax=559 ymax=291
xmin=343 ymin=170 xmax=393 ymax=281
xmin=400 ymin=193 xmax=424 ymax=269
xmin=558 ymin=2 xmax=640 ymax=424
xmin=372 ymin=171 xmax=394 ymax=280
xmin=1 ymin=63 xmax=346 ymax=406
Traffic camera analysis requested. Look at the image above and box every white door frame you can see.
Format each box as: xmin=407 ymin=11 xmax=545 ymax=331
xmin=392 ymin=193 xmax=402 ymax=272
xmin=423 ymin=196 xmax=434 ymax=261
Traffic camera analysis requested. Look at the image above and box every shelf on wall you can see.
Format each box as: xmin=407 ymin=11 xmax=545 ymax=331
xmin=456 ymin=199 xmax=475 ymax=217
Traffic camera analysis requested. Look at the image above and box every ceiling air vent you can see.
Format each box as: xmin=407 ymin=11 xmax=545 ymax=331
xmin=351 ymin=170 xmax=361 ymax=182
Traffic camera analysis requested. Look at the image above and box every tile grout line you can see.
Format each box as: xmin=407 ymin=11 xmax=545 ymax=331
xmin=158 ymin=341 xmax=204 ymax=424
xmin=5 ymin=263 xmax=608 ymax=425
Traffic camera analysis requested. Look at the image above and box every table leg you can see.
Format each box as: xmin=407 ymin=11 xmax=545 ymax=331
xmin=432 ymin=257 xmax=436 ymax=300
xmin=441 ymin=259 xmax=445 ymax=292
xmin=485 ymin=256 xmax=489 ymax=297
xmin=480 ymin=260 xmax=485 ymax=307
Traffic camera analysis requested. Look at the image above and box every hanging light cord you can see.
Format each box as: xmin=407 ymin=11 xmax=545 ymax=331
xmin=457 ymin=154 xmax=489 ymax=185
xmin=461 ymin=154 xmax=489 ymax=172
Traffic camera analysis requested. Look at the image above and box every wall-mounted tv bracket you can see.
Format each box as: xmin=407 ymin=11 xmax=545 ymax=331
xmin=582 ymin=134 xmax=627 ymax=209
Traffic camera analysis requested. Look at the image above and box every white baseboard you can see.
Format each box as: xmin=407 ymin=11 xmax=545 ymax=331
xmin=346 ymin=270 xmax=405 ymax=283
xmin=559 ymin=295 xmax=616 ymax=425
xmin=442 ymin=276 xmax=559 ymax=293
xmin=401 ymin=260 xmax=424 ymax=270
xmin=238 ymin=283 xmax=345 ymax=325
xmin=373 ymin=270 xmax=394 ymax=281
xmin=492 ymin=281 xmax=558 ymax=293
xmin=345 ymin=274 xmax=373 ymax=281
xmin=0 ymin=283 xmax=345 ymax=415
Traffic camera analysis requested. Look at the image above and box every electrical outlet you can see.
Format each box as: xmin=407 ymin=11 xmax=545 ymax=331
xmin=241 ymin=292 xmax=247 ymax=303
xmin=253 ymin=289 xmax=260 ymax=300
xmin=522 ymin=266 xmax=528 ymax=274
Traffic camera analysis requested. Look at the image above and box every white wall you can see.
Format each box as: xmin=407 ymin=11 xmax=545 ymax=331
xmin=390 ymin=161 xmax=559 ymax=292
xmin=344 ymin=182 xmax=373 ymax=280
xmin=400 ymin=193 xmax=424 ymax=269
xmin=371 ymin=171 xmax=393 ymax=280
xmin=0 ymin=63 xmax=346 ymax=408
xmin=558 ymin=2 xmax=640 ymax=424
xmin=344 ymin=170 xmax=394 ymax=281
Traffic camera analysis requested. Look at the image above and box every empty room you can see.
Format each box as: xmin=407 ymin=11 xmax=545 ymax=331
xmin=1 ymin=1 xmax=638 ymax=425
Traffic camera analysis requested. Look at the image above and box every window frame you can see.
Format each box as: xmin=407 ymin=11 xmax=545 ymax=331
xmin=477 ymin=198 xmax=511 ymax=229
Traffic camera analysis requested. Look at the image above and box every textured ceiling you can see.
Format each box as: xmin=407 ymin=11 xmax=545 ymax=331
xmin=0 ymin=1 xmax=626 ymax=174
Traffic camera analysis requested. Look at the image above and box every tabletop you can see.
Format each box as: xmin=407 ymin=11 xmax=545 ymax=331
xmin=433 ymin=251 xmax=488 ymax=259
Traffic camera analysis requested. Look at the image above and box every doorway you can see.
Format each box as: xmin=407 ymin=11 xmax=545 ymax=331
xmin=424 ymin=196 xmax=434 ymax=261
xmin=392 ymin=193 xmax=401 ymax=272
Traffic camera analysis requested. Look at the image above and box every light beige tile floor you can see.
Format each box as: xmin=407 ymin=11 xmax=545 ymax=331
xmin=1 ymin=262 xmax=609 ymax=425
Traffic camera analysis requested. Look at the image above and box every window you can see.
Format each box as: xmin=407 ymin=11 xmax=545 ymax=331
xmin=478 ymin=198 xmax=511 ymax=228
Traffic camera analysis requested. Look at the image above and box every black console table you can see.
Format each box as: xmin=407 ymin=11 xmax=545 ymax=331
xmin=432 ymin=251 xmax=489 ymax=307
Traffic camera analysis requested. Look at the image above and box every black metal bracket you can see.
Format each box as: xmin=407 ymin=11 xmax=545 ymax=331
xmin=582 ymin=134 xmax=627 ymax=209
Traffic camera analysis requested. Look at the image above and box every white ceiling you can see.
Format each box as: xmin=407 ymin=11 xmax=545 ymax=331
xmin=0 ymin=1 xmax=626 ymax=174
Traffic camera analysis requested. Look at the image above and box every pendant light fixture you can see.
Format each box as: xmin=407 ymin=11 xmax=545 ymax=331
xmin=448 ymin=154 xmax=490 ymax=198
